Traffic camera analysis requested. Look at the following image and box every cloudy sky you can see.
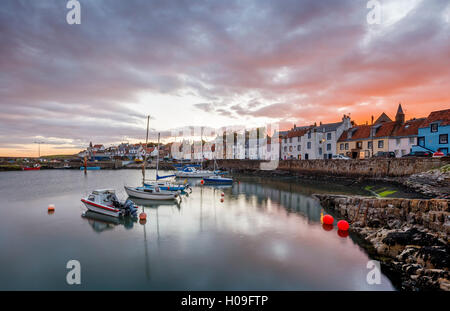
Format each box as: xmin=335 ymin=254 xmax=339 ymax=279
xmin=0 ymin=0 xmax=449 ymax=156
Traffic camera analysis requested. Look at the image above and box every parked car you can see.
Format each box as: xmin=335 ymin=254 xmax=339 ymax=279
xmin=373 ymin=151 xmax=396 ymax=158
xmin=332 ymin=154 xmax=351 ymax=160
xmin=432 ymin=150 xmax=445 ymax=158
xmin=402 ymin=151 xmax=432 ymax=158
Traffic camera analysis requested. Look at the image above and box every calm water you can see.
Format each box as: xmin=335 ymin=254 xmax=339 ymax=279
xmin=0 ymin=169 xmax=396 ymax=290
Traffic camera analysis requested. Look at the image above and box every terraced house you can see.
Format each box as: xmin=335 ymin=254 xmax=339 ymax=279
xmin=281 ymin=115 xmax=351 ymax=160
xmin=338 ymin=104 xmax=425 ymax=158
xmin=412 ymin=109 xmax=450 ymax=155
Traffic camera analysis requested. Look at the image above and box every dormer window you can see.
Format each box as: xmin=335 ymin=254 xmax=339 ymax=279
xmin=431 ymin=123 xmax=438 ymax=133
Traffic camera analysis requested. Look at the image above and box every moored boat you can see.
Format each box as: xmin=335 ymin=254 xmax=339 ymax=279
xmin=124 ymin=186 xmax=180 ymax=201
xmin=81 ymin=189 xmax=138 ymax=218
xmin=203 ymin=175 xmax=233 ymax=185
xmin=23 ymin=164 xmax=41 ymax=171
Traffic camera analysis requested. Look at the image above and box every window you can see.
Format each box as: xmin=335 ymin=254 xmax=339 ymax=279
xmin=345 ymin=143 xmax=349 ymax=150
xmin=297 ymin=136 xmax=301 ymax=142
xmin=307 ymin=142 xmax=311 ymax=149
xmin=368 ymin=141 xmax=373 ymax=149
xmin=440 ymin=134 xmax=448 ymax=144
xmin=319 ymin=147 xmax=322 ymax=155
xmin=431 ymin=123 xmax=438 ymax=132
xmin=289 ymin=146 xmax=293 ymax=152
xmin=378 ymin=140 xmax=384 ymax=148
xmin=365 ymin=150 xmax=370 ymax=158
xmin=289 ymin=138 xmax=292 ymax=143
xmin=356 ymin=141 xmax=362 ymax=149
xmin=340 ymin=143 xmax=344 ymax=150
xmin=308 ymin=132 xmax=311 ymax=139
xmin=418 ymin=137 xmax=425 ymax=147
xmin=327 ymin=144 xmax=331 ymax=151
xmin=297 ymin=145 xmax=301 ymax=151
xmin=327 ymin=133 xmax=332 ymax=140
xmin=284 ymin=146 xmax=287 ymax=152
xmin=409 ymin=137 xmax=415 ymax=144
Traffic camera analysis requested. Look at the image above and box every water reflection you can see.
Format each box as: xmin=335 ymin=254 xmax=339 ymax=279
xmin=231 ymin=181 xmax=323 ymax=222
xmin=81 ymin=210 xmax=137 ymax=233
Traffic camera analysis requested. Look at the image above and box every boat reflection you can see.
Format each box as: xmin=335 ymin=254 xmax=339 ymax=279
xmin=81 ymin=211 xmax=137 ymax=233
xmin=128 ymin=197 xmax=182 ymax=210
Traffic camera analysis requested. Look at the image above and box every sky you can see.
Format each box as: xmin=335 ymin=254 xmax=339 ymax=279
xmin=0 ymin=0 xmax=449 ymax=157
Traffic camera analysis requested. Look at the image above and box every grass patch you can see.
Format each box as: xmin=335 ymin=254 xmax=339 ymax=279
xmin=377 ymin=190 xmax=398 ymax=197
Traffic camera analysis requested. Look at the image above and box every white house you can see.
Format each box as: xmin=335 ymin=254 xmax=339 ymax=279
xmin=281 ymin=115 xmax=352 ymax=160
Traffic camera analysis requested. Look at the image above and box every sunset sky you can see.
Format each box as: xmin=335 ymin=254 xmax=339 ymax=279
xmin=0 ymin=0 xmax=449 ymax=157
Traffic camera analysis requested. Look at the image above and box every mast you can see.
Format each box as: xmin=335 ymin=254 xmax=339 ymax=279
xmin=156 ymin=133 xmax=160 ymax=179
xmin=143 ymin=115 xmax=150 ymax=185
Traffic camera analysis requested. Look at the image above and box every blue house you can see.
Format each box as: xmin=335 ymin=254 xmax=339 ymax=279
xmin=412 ymin=109 xmax=450 ymax=155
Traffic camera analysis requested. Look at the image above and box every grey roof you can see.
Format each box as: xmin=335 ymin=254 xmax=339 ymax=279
xmin=316 ymin=121 xmax=343 ymax=132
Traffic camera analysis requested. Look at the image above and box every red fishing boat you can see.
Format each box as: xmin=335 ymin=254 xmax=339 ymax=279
xmin=23 ymin=164 xmax=41 ymax=171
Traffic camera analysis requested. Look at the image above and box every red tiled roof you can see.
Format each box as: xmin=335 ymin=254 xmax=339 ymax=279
xmin=420 ymin=109 xmax=450 ymax=128
xmin=286 ymin=127 xmax=312 ymax=138
xmin=338 ymin=121 xmax=400 ymax=142
xmin=391 ymin=118 xmax=426 ymax=137
xmin=338 ymin=125 xmax=371 ymax=141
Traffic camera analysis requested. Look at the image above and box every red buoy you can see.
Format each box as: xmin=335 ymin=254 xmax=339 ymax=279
xmin=337 ymin=220 xmax=349 ymax=231
xmin=323 ymin=214 xmax=334 ymax=225
xmin=221 ymin=193 xmax=225 ymax=197
xmin=220 ymin=198 xmax=224 ymax=203
xmin=139 ymin=212 xmax=147 ymax=221
xmin=200 ymin=180 xmax=204 ymax=185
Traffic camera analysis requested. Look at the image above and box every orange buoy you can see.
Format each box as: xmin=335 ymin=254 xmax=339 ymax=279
xmin=337 ymin=230 xmax=349 ymax=238
xmin=323 ymin=214 xmax=334 ymax=225
xmin=322 ymin=224 xmax=333 ymax=231
xmin=48 ymin=204 xmax=55 ymax=212
xmin=337 ymin=220 xmax=349 ymax=231
xmin=139 ymin=219 xmax=147 ymax=225
xmin=139 ymin=212 xmax=147 ymax=221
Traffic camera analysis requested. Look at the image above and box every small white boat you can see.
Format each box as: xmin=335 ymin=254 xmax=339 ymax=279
xmin=124 ymin=186 xmax=180 ymax=200
xmin=175 ymin=166 xmax=218 ymax=178
xmin=81 ymin=189 xmax=138 ymax=218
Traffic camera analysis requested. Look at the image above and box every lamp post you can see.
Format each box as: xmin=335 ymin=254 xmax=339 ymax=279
xmin=34 ymin=141 xmax=45 ymax=158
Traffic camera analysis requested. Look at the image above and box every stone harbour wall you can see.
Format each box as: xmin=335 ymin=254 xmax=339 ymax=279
xmin=208 ymin=157 xmax=450 ymax=178
xmin=314 ymin=194 xmax=450 ymax=291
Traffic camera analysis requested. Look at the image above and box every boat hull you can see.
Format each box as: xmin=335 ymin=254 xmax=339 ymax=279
xmin=143 ymin=182 xmax=186 ymax=191
xmin=81 ymin=199 xmax=121 ymax=217
xmin=80 ymin=166 xmax=101 ymax=170
xmin=124 ymin=186 xmax=178 ymax=200
xmin=23 ymin=167 xmax=41 ymax=171
xmin=203 ymin=178 xmax=233 ymax=184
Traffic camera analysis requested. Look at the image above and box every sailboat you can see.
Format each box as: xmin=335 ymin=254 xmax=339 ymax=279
xmin=203 ymin=158 xmax=233 ymax=185
xmin=124 ymin=117 xmax=182 ymax=201
xmin=143 ymin=133 xmax=190 ymax=192
xmin=175 ymin=129 xmax=224 ymax=178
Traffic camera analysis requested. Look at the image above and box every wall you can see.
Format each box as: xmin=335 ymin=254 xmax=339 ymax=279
xmin=209 ymin=157 xmax=450 ymax=177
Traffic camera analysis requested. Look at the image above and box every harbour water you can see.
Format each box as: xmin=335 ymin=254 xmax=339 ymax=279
xmin=0 ymin=170 xmax=402 ymax=290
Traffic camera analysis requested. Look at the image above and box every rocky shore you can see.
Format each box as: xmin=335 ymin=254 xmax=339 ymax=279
xmin=314 ymin=194 xmax=449 ymax=291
